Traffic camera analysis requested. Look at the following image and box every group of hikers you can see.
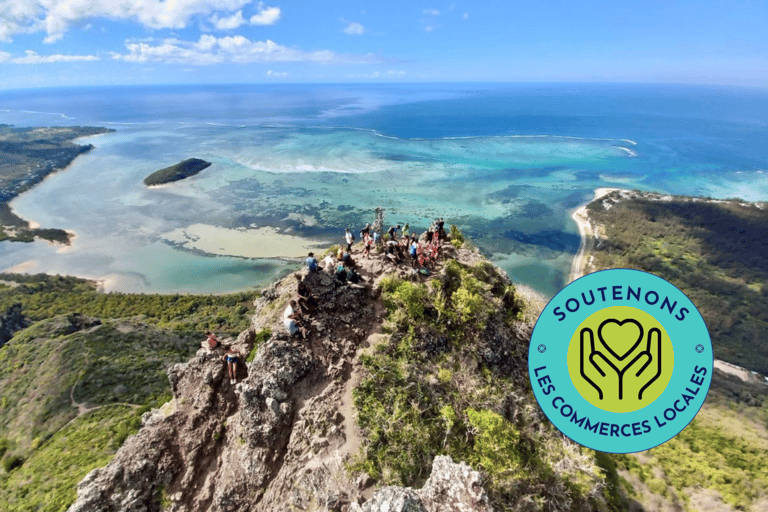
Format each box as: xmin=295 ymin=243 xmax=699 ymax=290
xmin=207 ymin=217 xmax=451 ymax=381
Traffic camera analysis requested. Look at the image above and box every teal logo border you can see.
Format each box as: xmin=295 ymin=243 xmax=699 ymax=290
xmin=528 ymin=269 xmax=713 ymax=454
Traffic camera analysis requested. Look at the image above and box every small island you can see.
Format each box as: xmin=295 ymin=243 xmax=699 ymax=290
xmin=144 ymin=158 xmax=212 ymax=186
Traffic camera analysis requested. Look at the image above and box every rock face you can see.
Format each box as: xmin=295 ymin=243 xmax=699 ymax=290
xmin=352 ymin=456 xmax=491 ymax=512
xmin=0 ymin=303 xmax=29 ymax=347
xmin=67 ymin=241 xmax=496 ymax=512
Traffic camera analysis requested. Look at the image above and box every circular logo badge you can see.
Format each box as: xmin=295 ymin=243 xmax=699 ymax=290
xmin=528 ymin=269 xmax=712 ymax=454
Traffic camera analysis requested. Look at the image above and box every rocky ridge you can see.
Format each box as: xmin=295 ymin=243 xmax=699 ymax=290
xmin=67 ymin=241 xmax=528 ymax=512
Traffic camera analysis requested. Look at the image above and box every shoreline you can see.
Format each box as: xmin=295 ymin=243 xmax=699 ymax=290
xmin=567 ymin=187 xmax=623 ymax=283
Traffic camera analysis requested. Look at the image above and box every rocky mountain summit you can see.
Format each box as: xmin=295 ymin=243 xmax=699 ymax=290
xmin=67 ymin=238 xmax=608 ymax=512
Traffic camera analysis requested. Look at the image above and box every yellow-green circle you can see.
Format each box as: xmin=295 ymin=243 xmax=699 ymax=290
xmin=566 ymin=306 xmax=674 ymax=413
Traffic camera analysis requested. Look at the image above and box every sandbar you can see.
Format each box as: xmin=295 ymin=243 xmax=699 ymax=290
xmin=161 ymin=224 xmax=328 ymax=259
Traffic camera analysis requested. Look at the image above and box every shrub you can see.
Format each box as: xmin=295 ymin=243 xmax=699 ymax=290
xmin=450 ymin=225 xmax=465 ymax=249
xmin=2 ymin=455 xmax=25 ymax=472
xmin=246 ymin=328 xmax=272 ymax=363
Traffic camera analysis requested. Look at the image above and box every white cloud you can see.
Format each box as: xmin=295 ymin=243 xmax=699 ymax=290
xmin=211 ymin=10 xmax=246 ymax=30
xmin=11 ymin=50 xmax=99 ymax=63
xmin=463 ymin=12 xmax=468 ymax=19
xmin=266 ymin=70 xmax=287 ymax=76
xmin=112 ymin=35 xmax=381 ymax=65
xmin=343 ymin=22 xmax=364 ymax=35
xmin=0 ymin=50 xmax=11 ymax=62
xmin=423 ymin=8 xmax=440 ymax=16
xmin=0 ymin=0 xmax=259 ymax=42
xmin=250 ymin=2 xmax=281 ymax=25
xmin=423 ymin=25 xmax=435 ymax=33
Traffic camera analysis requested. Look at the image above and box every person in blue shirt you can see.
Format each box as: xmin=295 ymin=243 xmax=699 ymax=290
xmin=409 ymin=238 xmax=419 ymax=268
xmin=305 ymin=252 xmax=319 ymax=271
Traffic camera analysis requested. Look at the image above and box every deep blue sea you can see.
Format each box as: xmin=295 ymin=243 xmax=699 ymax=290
xmin=1 ymin=83 xmax=767 ymax=296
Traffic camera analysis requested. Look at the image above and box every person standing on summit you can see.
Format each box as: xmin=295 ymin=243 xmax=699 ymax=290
xmin=345 ymin=228 xmax=354 ymax=252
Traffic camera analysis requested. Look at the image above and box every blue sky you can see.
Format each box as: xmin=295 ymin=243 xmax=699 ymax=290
xmin=0 ymin=0 xmax=766 ymax=89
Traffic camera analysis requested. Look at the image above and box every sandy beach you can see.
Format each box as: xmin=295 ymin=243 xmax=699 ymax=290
xmin=2 ymin=260 xmax=37 ymax=273
xmin=567 ymin=188 xmax=622 ymax=283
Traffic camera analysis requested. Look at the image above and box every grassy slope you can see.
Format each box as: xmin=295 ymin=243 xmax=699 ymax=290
xmin=0 ymin=273 xmax=257 ymax=511
xmin=585 ymin=192 xmax=768 ymax=511
xmin=353 ymin=257 xmax=627 ymax=511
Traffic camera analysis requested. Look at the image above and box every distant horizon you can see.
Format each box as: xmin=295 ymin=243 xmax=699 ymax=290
xmin=1 ymin=80 xmax=767 ymax=94
xmin=0 ymin=1 xmax=765 ymax=90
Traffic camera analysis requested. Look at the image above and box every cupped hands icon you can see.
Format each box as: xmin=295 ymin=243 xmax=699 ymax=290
xmin=580 ymin=318 xmax=663 ymax=402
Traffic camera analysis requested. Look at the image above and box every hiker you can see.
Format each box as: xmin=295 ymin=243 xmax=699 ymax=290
xmin=363 ymin=232 xmax=373 ymax=259
xmin=305 ymin=252 xmax=319 ymax=272
xmin=283 ymin=300 xmax=307 ymax=339
xmin=296 ymin=279 xmax=315 ymax=312
xmin=337 ymin=248 xmax=355 ymax=267
xmin=436 ymin=218 xmax=446 ymax=240
xmin=372 ymin=230 xmax=381 ymax=246
xmin=409 ymin=239 xmax=419 ymax=268
xmin=205 ymin=330 xmax=220 ymax=350
xmin=385 ymin=239 xmax=400 ymax=263
xmin=387 ymin=225 xmax=400 ymax=241
xmin=335 ymin=263 xmax=348 ymax=283
xmin=402 ymin=223 xmax=410 ymax=239
xmin=345 ymin=228 xmax=355 ymax=252
xmin=360 ymin=223 xmax=371 ymax=240
xmin=323 ymin=253 xmax=336 ymax=273
xmin=223 ymin=346 xmax=239 ymax=382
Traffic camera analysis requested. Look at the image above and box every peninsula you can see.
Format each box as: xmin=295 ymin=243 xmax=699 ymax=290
xmin=143 ymin=158 xmax=211 ymax=186
xmin=0 ymin=125 xmax=114 ymax=244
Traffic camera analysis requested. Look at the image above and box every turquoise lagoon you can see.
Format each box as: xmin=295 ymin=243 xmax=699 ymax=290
xmin=1 ymin=84 xmax=767 ymax=296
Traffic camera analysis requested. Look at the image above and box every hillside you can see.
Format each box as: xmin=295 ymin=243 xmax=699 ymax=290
xmin=578 ymin=190 xmax=768 ymax=512
xmin=144 ymin=158 xmax=212 ymax=186
xmin=580 ymin=189 xmax=768 ymax=375
xmin=0 ymin=275 xmax=257 ymax=511
xmin=62 ymin=234 xmax=626 ymax=512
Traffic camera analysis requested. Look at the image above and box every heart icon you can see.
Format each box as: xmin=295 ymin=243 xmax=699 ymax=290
xmin=597 ymin=319 xmax=643 ymax=361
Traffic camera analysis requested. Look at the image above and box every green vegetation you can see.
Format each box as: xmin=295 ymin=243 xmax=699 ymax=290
xmin=353 ymin=261 xmax=621 ymax=509
xmin=246 ymin=328 xmax=272 ymax=362
xmin=615 ymin=413 xmax=768 ymax=510
xmin=0 ymin=405 xmax=144 ymax=512
xmin=586 ymin=191 xmax=768 ymax=510
xmin=449 ymin=224 xmax=465 ymax=249
xmin=144 ymin=158 xmax=212 ymax=186
xmin=0 ymin=205 xmax=71 ymax=244
xmin=0 ymin=272 xmax=257 ymax=510
xmin=0 ymin=273 xmax=254 ymax=334
xmin=587 ymin=193 xmax=768 ymax=374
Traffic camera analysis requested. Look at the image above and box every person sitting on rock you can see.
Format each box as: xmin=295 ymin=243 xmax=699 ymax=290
xmin=204 ymin=330 xmax=220 ymax=350
xmin=283 ymin=299 xmax=308 ymax=339
xmin=296 ymin=279 xmax=315 ymax=313
xmin=323 ymin=253 xmax=336 ymax=273
xmin=387 ymin=224 xmax=400 ymax=241
xmin=223 ymin=346 xmax=239 ymax=382
xmin=305 ymin=252 xmax=319 ymax=272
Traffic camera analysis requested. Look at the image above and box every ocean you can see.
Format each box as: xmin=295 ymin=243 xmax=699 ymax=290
xmin=1 ymin=83 xmax=767 ymax=297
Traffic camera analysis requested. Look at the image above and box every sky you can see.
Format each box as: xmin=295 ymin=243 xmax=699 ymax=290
xmin=0 ymin=0 xmax=766 ymax=89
